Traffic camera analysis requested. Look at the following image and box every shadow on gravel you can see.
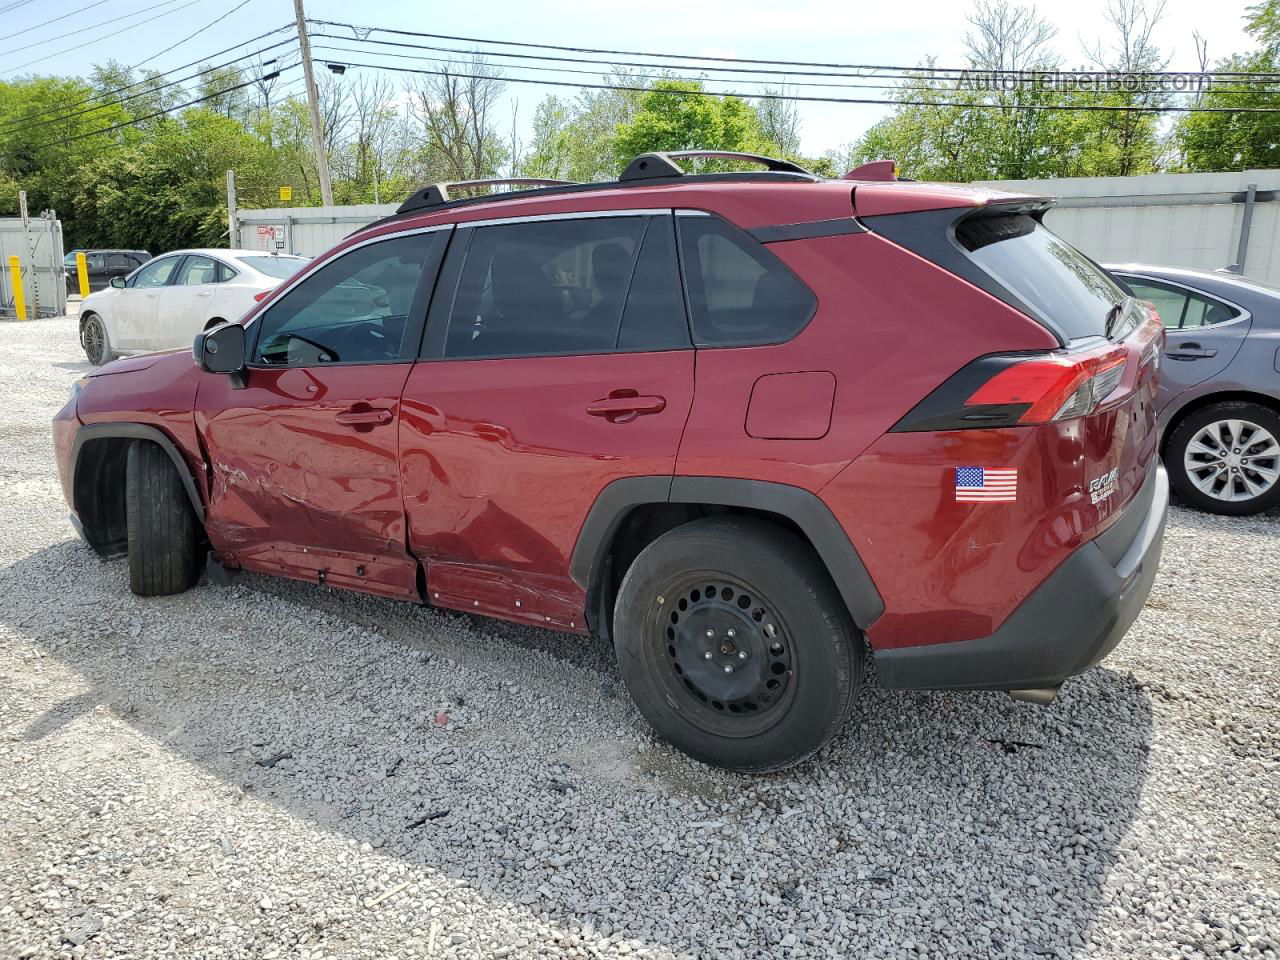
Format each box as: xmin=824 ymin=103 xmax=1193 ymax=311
xmin=3 ymin=539 xmax=1154 ymax=958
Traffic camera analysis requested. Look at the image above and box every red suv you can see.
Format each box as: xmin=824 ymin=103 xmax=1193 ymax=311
xmin=53 ymin=151 xmax=1169 ymax=771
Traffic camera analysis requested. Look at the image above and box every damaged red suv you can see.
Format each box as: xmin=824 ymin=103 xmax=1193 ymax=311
xmin=53 ymin=151 xmax=1168 ymax=771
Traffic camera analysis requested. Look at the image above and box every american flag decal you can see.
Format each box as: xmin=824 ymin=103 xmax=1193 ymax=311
xmin=955 ymin=466 xmax=1018 ymax=502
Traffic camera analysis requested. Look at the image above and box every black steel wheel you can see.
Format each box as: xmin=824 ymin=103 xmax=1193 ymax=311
xmin=659 ymin=574 xmax=797 ymax=738
xmin=613 ymin=516 xmax=862 ymax=771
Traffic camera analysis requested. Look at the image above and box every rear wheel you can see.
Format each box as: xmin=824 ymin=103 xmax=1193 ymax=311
xmin=1167 ymin=400 xmax=1280 ymax=515
xmin=613 ymin=516 xmax=862 ymax=772
xmin=82 ymin=313 xmax=112 ymax=366
xmin=126 ymin=441 xmax=199 ymax=596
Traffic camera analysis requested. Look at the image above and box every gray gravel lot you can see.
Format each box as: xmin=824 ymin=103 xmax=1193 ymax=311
xmin=0 ymin=316 xmax=1277 ymax=960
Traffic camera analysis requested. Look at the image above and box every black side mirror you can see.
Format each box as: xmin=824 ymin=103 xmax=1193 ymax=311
xmin=110 ymin=276 xmax=126 ymax=289
xmin=194 ymin=322 xmax=247 ymax=385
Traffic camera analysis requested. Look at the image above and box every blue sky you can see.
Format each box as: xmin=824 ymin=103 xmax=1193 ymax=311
xmin=3 ymin=0 xmax=1260 ymax=156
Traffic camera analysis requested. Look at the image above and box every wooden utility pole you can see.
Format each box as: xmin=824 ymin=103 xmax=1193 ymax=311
xmin=293 ymin=0 xmax=334 ymax=206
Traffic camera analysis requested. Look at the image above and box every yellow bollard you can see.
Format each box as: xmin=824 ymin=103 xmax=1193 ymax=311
xmin=75 ymin=252 xmax=89 ymax=299
xmin=8 ymin=255 xmax=25 ymax=321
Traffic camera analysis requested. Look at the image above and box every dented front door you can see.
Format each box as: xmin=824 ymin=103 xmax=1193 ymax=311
xmin=194 ymin=364 xmax=419 ymax=599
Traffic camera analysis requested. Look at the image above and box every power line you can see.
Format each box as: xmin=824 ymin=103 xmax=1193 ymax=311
xmin=0 ymin=0 xmax=112 ymax=44
xmin=0 ymin=23 xmax=294 ymax=132
xmin=310 ymin=43 xmax=916 ymax=95
xmin=132 ymin=0 xmax=258 ymax=69
xmin=313 ymin=19 xmax=1280 ymax=81
xmin=0 ymin=0 xmax=188 ymax=58
xmin=1 ymin=0 xmax=202 ymax=76
xmin=0 ymin=38 xmax=297 ymax=137
xmin=312 ymin=36 xmax=1279 ymax=98
xmin=0 ymin=0 xmax=38 ymax=14
xmin=325 ymin=59 xmax=1280 ymax=114
xmin=8 ymin=64 xmax=295 ymax=156
xmin=307 ymin=30 xmax=1280 ymax=92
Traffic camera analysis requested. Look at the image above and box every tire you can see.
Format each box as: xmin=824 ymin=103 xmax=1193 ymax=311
xmin=613 ymin=516 xmax=862 ymax=772
xmin=81 ymin=313 xmax=113 ymax=366
xmin=203 ymin=317 xmax=226 ymax=331
xmin=125 ymin=441 xmax=199 ymax=596
xmin=1166 ymin=399 xmax=1280 ymax=516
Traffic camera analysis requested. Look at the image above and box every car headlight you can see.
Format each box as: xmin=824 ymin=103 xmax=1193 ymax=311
xmin=69 ymin=377 xmax=89 ymax=403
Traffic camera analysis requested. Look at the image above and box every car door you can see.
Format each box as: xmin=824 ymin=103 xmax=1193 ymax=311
xmin=1119 ymin=274 xmax=1252 ymax=414
xmin=156 ymin=254 xmax=220 ymax=349
xmin=111 ymin=254 xmax=181 ymax=349
xmin=400 ymin=212 xmax=695 ymax=631
xmin=194 ymin=227 xmax=449 ymax=600
xmin=81 ymin=252 xmax=107 ymax=291
xmin=105 ymin=252 xmax=136 ymax=288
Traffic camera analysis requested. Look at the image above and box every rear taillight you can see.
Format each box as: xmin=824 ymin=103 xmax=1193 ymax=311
xmin=891 ymin=310 xmax=1162 ymax=434
xmin=965 ymin=345 xmax=1129 ymax=424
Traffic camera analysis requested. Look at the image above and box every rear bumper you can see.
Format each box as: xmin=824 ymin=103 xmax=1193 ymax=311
xmin=875 ymin=464 xmax=1168 ymax=690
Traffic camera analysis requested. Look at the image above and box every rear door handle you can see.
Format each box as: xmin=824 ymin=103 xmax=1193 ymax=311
xmin=586 ymin=394 xmax=667 ymax=419
xmin=1165 ymin=343 xmax=1218 ymax=360
xmin=336 ymin=408 xmax=393 ymax=426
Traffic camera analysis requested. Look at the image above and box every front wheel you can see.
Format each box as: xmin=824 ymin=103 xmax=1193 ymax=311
xmin=1167 ymin=400 xmax=1280 ymax=515
xmin=613 ymin=516 xmax=862 ymax=772
xmin=126 ymin=441 xmax=200 ymax=596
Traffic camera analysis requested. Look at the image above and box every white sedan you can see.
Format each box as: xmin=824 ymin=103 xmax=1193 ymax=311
xmin=78 ymin=249 xmax=309 ymax=365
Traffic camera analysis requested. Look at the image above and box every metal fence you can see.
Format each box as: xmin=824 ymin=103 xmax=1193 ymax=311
xmin=978 ymin=169 xmax=1280 ymax=284
xmin=232 ymin=168 xmax=1280 ymax=285
xmin=0 ymin=211 xmax=65 ymax=320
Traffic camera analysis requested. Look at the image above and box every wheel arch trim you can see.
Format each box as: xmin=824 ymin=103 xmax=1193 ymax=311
xmin=71 ymin=422 xmax=206 ymax=523
xmin=569 ymin=475 xmax=884 ymax=630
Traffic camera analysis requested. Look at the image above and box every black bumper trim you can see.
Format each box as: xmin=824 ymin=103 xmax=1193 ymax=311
xmin=875 ymin=465 xmax=1168 ymax=690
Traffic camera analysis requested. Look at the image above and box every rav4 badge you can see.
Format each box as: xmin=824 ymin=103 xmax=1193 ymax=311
xmin=1089 ymin=467 xmax=1119 ymax=505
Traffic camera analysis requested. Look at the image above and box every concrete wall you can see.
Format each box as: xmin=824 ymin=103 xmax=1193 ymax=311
xmin=977 ymin=169 xmax=1280 ymax=284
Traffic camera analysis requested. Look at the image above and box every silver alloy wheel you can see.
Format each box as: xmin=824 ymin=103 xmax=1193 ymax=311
xmin=1183 ymin=418 xmax=1280 ymax=502
xmin=83 ymin=316 xmax=106 ymax=365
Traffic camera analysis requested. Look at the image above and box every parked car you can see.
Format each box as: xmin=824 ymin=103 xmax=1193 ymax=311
xmin=78 ymin=249 xmax=309 ymax=365
xmin=54 ymin=154 xmax=1168 ymax=771
xmin=64 ymin=249 xmax=151 ymax=296
xmin=1106 ymin=263 xmax=1280 ymax=516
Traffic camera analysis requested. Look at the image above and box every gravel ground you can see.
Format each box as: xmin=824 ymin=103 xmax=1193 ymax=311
xmin=0 ymin=316 xmax=1277 ymax=960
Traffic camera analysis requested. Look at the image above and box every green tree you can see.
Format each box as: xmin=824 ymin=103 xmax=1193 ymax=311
xmin=1174 ymin=3 xmax=1280 ymax=171
xmin=613 ymin=80 xmax=769 ymax=171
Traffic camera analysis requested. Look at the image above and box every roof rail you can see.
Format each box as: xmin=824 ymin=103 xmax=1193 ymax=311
xmin=396 ymin=177 xmax=580 ymax=215
xmin=620 ymin=150 xmax=815 ymax=181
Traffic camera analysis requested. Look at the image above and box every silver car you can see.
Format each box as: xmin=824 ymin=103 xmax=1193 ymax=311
xmin=1107 ymin=264 xmax=1280 ymax=515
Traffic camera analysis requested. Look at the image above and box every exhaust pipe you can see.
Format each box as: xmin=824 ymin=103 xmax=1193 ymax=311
xmin=1009 ymin=687 xmax=1060 ymax=705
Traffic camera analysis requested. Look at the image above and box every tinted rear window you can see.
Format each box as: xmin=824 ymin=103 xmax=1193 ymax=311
xmin=957 ymin=214 xmax=1125 ymax=340
xmin=240 ymin=256 xmax=308 ymax=280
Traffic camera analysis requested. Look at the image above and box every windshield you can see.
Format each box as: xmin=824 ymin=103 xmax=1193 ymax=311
xmin=240 ymin=256 xmax=308 ymax=280
xmin=958 ymin=214 xmax=1125 ymax=340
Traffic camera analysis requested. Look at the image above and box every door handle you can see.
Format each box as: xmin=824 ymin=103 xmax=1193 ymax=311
xmin=196 ymin=291 xmax=212 ymax=297
xmin=586 ymin=393 xmax=667 ymax=420
xmin=1165 ymin=343 xmax=1218 ymax=360
xmin=336 ymin=408 xmax=393 ymax=426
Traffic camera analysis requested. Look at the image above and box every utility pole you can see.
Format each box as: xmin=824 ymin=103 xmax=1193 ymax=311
xmin=226 ymin=169 xmax=239 ymax=248
xmin=293 ymin=0 xmax=334 ymax=206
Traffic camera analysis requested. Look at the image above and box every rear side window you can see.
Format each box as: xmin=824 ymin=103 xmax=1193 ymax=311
xmin=677 ymin=215 xmax=816 ymax=346
xmin=957 ymin=214 xmax=1126 ymax=340
xmin=1123 ymin=278 xmax=1239 ymax=329
xmin=443 ymin=215 xmax=688 ymax=359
